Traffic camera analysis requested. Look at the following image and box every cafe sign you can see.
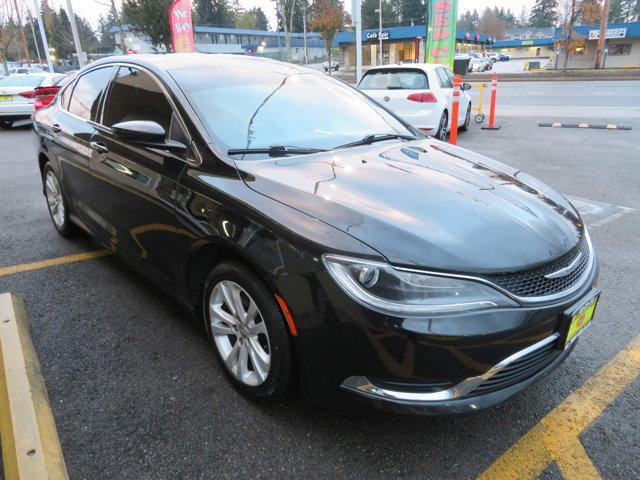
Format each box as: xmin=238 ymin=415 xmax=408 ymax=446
xmin=366 ymin=31 xmax=390 ymax=40
xmin=426 ymin=0 xmax=458 ymax=69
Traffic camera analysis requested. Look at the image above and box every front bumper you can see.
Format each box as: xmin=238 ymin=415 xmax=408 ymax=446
xmin=275 ymin=254 xmax=599 ymax=415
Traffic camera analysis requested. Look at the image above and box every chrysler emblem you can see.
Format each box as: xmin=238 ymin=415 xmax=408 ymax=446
xmin=383 ymin=96 xmax=390 ymax=102
xmin=544 ymin=252 xmax=583 ymax=279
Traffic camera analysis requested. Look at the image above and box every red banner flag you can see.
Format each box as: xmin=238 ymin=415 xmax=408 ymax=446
xmin=169 ymin=0 xmax=195 ymax=53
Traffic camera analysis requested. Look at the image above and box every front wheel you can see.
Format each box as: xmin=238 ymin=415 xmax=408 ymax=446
xmin=435 ymin=111 xmax=448 ymax=142
xmin=43 ymin=163 xmax=75 ymax=237
xmin=204 ymin=261 xmax=294 ymax=403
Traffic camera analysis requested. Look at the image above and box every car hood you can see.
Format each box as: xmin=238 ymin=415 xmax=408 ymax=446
xmin=235 ymin=139 xmax=583 ymax=273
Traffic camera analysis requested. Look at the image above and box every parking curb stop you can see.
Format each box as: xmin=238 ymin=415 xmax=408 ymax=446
xmin=0 ymin=293 xmax=69 ymax=480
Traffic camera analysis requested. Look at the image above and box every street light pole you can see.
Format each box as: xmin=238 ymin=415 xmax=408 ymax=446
xmin=353 ymin=0 xmax=362 ymax=83
xmin=65 ymin=0 xmax=86 ymax=67
xmin=378 ymin=0 xmax=382 ymax=65
xmin=32 ymin=0 xmax=54 ymax=72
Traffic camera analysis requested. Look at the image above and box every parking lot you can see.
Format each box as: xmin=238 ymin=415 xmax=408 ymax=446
xmin=1 ymin=80 xmax=639 ymax=479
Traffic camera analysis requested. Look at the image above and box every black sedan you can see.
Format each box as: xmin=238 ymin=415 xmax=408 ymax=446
xmin=32 ymin=54 xmax=599 ymax=414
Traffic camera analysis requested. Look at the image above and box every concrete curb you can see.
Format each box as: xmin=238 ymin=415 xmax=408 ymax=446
xmin=0 ymin=293 xmax=68 ymax=480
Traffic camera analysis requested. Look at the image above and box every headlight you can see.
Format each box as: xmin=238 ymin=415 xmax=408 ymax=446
xmin=323 ymin=254 xmax=518 ymax=316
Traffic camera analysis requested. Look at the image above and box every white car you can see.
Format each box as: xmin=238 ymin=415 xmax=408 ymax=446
xmin=0 ymin=73 xmax=64 ymax=128
xmin=10 ymin=67 xmax=45 ymax=75
xmin=358 ymin=64 xmax=472 ymax=141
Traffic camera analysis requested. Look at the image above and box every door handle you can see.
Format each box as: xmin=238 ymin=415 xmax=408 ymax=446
xmin=90 ymin=141 xmax=109 ymax=155
xmin=51 ymin=123 xmax=61 ymax=134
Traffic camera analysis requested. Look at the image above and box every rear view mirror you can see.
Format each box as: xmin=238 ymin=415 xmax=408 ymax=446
xmin=112 ymin=120 xmax=187 ymax=154
xmin=461 ymin=83 xmax=472 ymax=91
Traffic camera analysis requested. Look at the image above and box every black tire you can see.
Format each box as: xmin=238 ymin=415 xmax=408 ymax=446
xmin=203 ymin=261 xmax=294 ymax=403
xmin=460 ymin=103 xmax=472 ymax=132
xmin=0 ymin=120 xmax=13 ymax=129
xmin=435 ymin=111 xmax=448 ymax=142
xmin=42 ymin=163 xmax=75 ymax=237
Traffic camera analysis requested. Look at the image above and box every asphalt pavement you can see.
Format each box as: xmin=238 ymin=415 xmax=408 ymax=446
xmin=0 ymin=80 xmax=639 ymax=479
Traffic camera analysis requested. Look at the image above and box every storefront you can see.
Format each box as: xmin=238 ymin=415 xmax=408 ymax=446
xmin=493 ymin=21 xmax=640 ymax=68
xmin=334 ymin=25 xmax=495 ymax=68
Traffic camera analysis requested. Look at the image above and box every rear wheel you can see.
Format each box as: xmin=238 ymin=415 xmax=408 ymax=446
xmin=43 ymin=163 xmax=75 ymax=237
xmin=0 ymin=120 xmax=13 ymax=129
xmin=203 ymin=261 xmax=293 ymax=402
xmin=435 ymin=111 xmax=448 ymax=142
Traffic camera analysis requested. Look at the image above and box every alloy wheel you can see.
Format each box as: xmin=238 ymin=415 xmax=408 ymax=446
xmin=438 ymin=113 xmax=448 ymax=141
xmin=209 ymin=280 xmax=271 ymax=386
xmin=45 ymin=171 xmax=65 ymax=228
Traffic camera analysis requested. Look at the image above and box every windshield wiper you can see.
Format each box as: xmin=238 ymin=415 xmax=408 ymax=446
xmin=334 ymin=133 xmax=416 ymax=150
xmin=227 ymin=145 xmax=329 ymax=157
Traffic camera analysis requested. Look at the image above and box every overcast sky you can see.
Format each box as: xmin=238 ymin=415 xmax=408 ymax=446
xmin=44 ymin=0 xmax=537 ymax=31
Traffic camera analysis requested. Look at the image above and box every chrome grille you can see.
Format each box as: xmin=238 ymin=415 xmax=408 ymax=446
xmin=468 ymin=339 xmax=560 ymax=396
xmin=484 ymin=235 xmax=590 ymax=298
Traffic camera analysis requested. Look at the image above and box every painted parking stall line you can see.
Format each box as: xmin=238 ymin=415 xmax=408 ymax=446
xmin=0 ymin=249 xmax=112 ymax=278
xmin=479 ymin=336 xmax=640 ymax=480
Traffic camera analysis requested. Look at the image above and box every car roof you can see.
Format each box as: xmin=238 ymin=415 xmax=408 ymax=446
xmin=365 ymin=63 xmax=447 ymax=73
xmin=84 ymin=53 xmax=318 ymax=77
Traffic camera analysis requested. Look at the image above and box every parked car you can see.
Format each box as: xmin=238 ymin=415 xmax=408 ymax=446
xmin=499 ymin=53 xmax=511 ymax=61
xmin=469 ymin=56 xmax=489 ymax=72
xmin=324 ymin=59 xmax=339 ymax=72
xmin=0 ymin=73 xmax=64 ymax=128
xmin=358 ymin=63 xmax=472 ymax=141
xmin=33 ymin=54 xmax=599 ymax=415
xmin=29 ymin=75 xmax=71 ymax=112
xmin=10 ymin=66 xmax=45 ymax=75
xmin=487 ymin=53 xmax=501 ymax=62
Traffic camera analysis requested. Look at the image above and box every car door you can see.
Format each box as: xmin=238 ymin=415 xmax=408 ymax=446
xmin=87 ymin=65 xmax=192 ymax=288
xmin=47 ymin=66 xmax=115 ymax=232
xmin=434 ymin=67 xmax=454 ymax=127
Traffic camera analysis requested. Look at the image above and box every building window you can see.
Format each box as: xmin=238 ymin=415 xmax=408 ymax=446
xmin=534 ymin=32 xmax=544 ymax=39
xmin=609 ymin=43 xmax=631 ymax=55
xmin=229 ymin=34 xmax=236 ymax=44
xmin=573 ymin=45 xmax=586 ymax=55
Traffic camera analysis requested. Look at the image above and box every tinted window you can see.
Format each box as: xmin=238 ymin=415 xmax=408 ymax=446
xmin=436 ymin=68 xmax=453 ymax=89
xmin=60 ymin=80 xmax=75 ymax=110
xmin=68 ymin=67 xmax=113 ymax=120
xmin=0 ymin=75 xmax=45 ymax=87
xmin=359 ymin=69 xmax=428 ymax=90
xmin=103 ymin=67 xmax=173 ymax=131
xmin=171 ymin=67 xmax=411 ymax=155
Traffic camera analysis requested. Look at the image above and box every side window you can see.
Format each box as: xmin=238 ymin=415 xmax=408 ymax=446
xmin=444 ymin=68 xmax=455 ymax=85
xmin=59 ymin=80 xmax=75 ymax=110
xmin=103 ymin=67 xmax=174 ymax=133
xmin=67 ymin=67 xmax=114 ymax=121
xmin=436 ymin=68 xmax=453 ymax=89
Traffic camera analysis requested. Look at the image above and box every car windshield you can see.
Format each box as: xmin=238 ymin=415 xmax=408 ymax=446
xmin=170 ymin=66 xmax=411 ymax=156
xmin=0 ymin=75 xmax=45 ymax=87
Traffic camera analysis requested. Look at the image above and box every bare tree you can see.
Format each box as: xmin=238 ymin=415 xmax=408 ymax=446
xmin=279 ymin=0 xmax=297 ymax=63
xmin=0 ymin=0 xmax=13 ymax=75
xmin=558 ymin=0 xmax=579 ymax=71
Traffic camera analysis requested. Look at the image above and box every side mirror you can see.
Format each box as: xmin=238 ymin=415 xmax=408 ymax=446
xmin=112 ymin=120 xmax=187 ymax=154
xmin=461 ymin=83 xmax=472 ymax=91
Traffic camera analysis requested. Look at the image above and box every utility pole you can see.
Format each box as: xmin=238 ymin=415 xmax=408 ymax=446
xmin=32 ymin=0 xmax=53 ymax=72
xmin=302 ymin=0 xmax=308 ymax=64
xmin=353 ymin=0 xmax=362 ymax=83
xmin=594 ymin=0 xmax=610 ymax=69
xmin=12 ymin=0 xmax=31 ymax=65
xmin=66 ymin=0 xmax=86 ymax=67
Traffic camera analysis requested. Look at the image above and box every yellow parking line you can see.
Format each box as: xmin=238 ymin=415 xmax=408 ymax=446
xmin=0 ymin=250 xmax=112 ymax=278
xmin=0 ymin=293 xmax=69 ymax=479
xmin=479 ymin=336 xmax=640 ymax=480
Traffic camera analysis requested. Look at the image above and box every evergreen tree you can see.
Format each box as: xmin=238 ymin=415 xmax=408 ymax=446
xmin=516 ymin=6 xmax=528 ymax=27
xmin=361 ymin=0 xmax=395 ymax=30
xmin=529 ymin=0 xmax=559 ymax=27
xmin=194 ymin=0 xmax=235 ymax=27
xmin=251 ymin=7 xmax=270 ymax=30
xmin=400 ymin=0 xmax=424 ymax=26
xmin=123 ymin=0 xmax=174 ymax=52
